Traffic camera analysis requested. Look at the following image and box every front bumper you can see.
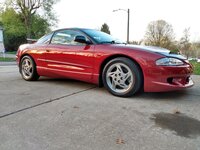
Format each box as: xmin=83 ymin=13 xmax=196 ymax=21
xmin=144 ymin=64 xmax=194 ymax=92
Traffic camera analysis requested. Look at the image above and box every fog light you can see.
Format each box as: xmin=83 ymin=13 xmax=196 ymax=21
xmin=172 ymin=78 xmax=183 ymax=86
xmin=168 ymin=77 xmax=189 ymax=86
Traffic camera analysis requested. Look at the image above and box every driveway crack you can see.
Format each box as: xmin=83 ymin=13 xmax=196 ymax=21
xmin=0 ymin=86 xmax=97 ymax=119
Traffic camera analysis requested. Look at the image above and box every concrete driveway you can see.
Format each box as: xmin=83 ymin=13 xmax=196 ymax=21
xmin=0 ymin=65 xmax=200 ymax=150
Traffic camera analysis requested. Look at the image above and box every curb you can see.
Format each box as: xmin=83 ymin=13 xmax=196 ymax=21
xmin=0 ymin=61 xmax=17 ymax=66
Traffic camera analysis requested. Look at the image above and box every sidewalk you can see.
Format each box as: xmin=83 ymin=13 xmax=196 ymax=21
xmin=0 ymin=53 xmax=16 ymax=58
xmin=0 ymin=53 xmax=16 ymax=66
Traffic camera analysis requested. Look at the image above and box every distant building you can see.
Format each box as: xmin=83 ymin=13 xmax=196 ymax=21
xmin=0 ymin=26 xmax=5 ymax=53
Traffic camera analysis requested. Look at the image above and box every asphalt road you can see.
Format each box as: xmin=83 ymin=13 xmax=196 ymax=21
xmin=0 ymin=65 xmax=200 ymax=150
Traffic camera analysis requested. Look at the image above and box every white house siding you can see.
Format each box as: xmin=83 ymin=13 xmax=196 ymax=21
xmin=0 ymin=28 xmax=5 ymax=53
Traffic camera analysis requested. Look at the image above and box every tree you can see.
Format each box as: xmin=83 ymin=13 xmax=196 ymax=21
xmin=0 ymin=0 xmax=58 ymax=50
xmin=0 ymin=8 xmax=26 ymax=51
xmin=129 ymin=40 xmax=143 ymax=45
xmin=189 ymin=42 xmax=200 ymax=58
xmin=144 ymin=20 xmax=175 ymax=49
xmin=101 ymin=23 xmax=111 ymax=34
xmin=5 ymin=0 xmax=59 ymax=38
xmin=31 ymin=14 xmax=51 ymax=39
xmin=0 ymin=7 xmax=51 ymax=50
xmin=180 ymin=28 xmax=191 ymax=58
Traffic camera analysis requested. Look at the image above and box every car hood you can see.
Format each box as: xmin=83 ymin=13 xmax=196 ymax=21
xmin=18 ymin=44 xmax=30 ymax=51
xmin=119 ymin=44 xmax=187 ymax=60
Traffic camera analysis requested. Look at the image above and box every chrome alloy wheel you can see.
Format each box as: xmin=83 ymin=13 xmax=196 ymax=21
xmin=21 ymin=58 xmax=33 ymax=79
xmin=106 ymin=63 xmax=135 ymax=94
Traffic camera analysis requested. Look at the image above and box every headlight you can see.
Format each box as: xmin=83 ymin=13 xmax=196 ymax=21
xmin=156 ymin=57 xmax=184 ymax=66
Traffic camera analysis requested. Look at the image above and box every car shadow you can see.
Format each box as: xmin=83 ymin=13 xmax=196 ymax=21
xmin=35 ymin=77 xmax=198 ymax=101
xmin=137 ymin=91 xmax=188 ymax=100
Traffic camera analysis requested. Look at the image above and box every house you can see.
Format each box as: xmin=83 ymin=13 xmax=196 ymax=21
xmin=0 ymin=26 xmax=5 ymax=53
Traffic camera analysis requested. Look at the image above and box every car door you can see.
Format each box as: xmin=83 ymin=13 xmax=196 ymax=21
xmin=45 ymin=29 xmax=95 ymax=81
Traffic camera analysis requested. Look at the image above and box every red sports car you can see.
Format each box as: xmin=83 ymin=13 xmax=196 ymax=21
xmin=16 ymin=28 xmax=194 ymax=97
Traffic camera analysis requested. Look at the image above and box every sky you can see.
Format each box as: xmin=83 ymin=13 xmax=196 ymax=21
xmin=53 ymin=0 xmax=200 ymax=42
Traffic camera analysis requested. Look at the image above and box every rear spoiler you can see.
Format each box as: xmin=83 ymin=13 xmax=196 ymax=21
xmin=27 ymin=38 xmax=38 ymax=44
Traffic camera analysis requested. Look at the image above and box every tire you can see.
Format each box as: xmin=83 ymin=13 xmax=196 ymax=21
xmin=102 ymin=57 xmax=143 ymax=97
xmin=20 ymin=55 xmax=40 ymax=81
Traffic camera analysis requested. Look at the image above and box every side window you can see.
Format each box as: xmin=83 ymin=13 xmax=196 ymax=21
xmin=36 ymin=33 xmax=53 ymax=44
xmin=51 ymin=30 xmax=88 ymax=46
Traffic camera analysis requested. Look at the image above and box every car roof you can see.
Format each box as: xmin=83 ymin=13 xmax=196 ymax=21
xmin=53 ymin=28 xmax=93 ymax=33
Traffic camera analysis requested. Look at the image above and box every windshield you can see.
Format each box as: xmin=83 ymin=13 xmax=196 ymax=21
xmin=82 ymin=29 xmax=124 ymax=44
xmin=36 ymin=32 xmax=53 ymax=44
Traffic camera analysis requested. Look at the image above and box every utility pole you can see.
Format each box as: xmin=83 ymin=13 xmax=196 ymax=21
xmin=127 ymin=9 xmax=130 ymax=44
xmin=113 ymin=8 xmax=130 ymax=44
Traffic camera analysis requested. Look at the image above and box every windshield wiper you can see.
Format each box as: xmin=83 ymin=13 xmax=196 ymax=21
xmin=100 ymin=40 xmax=123 ymax=44
xmin=100 ymin=40 xmax=115 ymax=44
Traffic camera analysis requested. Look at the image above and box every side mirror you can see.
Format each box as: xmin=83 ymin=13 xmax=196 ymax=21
xmin=74 ymin=35 xmax=91 ymax=44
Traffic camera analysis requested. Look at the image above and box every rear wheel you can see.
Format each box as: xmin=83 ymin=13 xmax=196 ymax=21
xmin=102 ymin=57 xmax=143 ymax=97
xmin=20 ymin=56 xmax=40 ymax=81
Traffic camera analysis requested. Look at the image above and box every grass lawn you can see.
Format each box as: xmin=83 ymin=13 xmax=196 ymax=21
xmin=190 ymin=60 xmax=200 ymax=75
xmin=0 ymin=57 xmax=16 ymax=62
xmin=6 ymin=51 xmax=17 ymax=55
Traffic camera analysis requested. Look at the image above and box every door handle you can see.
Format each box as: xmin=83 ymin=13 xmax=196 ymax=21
xmin=46 ymin=50 xmax=50 ymax=52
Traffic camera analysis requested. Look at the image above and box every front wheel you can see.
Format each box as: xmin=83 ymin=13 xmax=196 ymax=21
xmin=102 ymin=57 xmax=143 ymax=97
xmin=20 ymin=55 xmax=40 ymax=81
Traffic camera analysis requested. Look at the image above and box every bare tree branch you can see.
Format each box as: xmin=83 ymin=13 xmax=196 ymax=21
xmin=144 ymin=20 xmax=175 ymax=49
xmin=3 ymin=0 xmax=59 ymax=38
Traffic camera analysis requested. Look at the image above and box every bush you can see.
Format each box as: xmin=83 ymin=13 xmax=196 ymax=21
xmin=4 ymin=33 xmax=26 ymax=51
xmin=190 ymin=60 xmax=200 ymax=75
xmin=0 ymin=8 xmax=27 ymax=51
